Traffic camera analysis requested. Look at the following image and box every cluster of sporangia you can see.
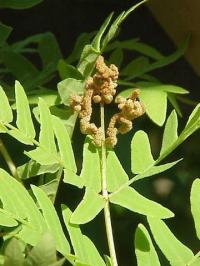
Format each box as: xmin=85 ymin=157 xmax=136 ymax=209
xmin=70 ymin=56 xmax=145 ymax=147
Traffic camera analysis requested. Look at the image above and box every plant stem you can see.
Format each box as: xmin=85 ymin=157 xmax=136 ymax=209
xmin=100 ymin=103 xmax=118 ymax=266
xmin=0 ymin=138 xmax=22 ymax=183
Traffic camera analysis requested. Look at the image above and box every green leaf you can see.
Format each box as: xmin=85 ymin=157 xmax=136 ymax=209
xmin=62 ymin=206 xmax=106 ymax=266
xmin=0 ymin=85 xmax=13 ymax=123
xmin=191 ymin=179 xmax=200 ymax=240
xmin=160 ymin=110 xmax=178 ymax=156
xmin=81 ymin=137 xmax=101 ymax=193
xmin=58 ymin=60 xmax=83 ymax=80
xmin=121 ymin=56 xmax=150 ymax=77
xmin=15 ymin=81 xmax=35 ymax=139
xmin=157 ymin=104 xmax=200 ymax=163
xmin=0 ymin=169 xmax=46 ymax=245
xmin=0 ymin=22 xmax=12 ymax=45
xmin=58 ymin=78 xmax=85 ymax=105
xmin=139 ymin=88 xmax=167 ymax=126
xmin=52 ymin=116 xmax=77 ymax=172
xmin=110 ymin=186 xmax=174 ymax=218
xmin=8 ymin=128 xmax=34 ymax=145
xmin=38 ymin=98 xmax=57 ymax=153
xmin=63 ymin=170 xmax=84 ymax=188
xmin=77 ymin=44 xmax=99 ymax=78
xmin=116 ymin=40 xmax=164 ymax=60
xmin=25 ymin=232 xmax=57 ymax=266
xmin=131 ymin=131 xmax=155 ymax=174
xmin=167 ymin=94 xmax=182 ymax=117
xmin=1 ymin=50 xmax=39 ymax=88
xmin=108 ymin=48 xmax=123 ymax=67
xmin=25 ymin=147 xmax=58 ymax=165
xmin=4 ymin=238 xmax=24 ymax=266
xmin=125 ymin=37 xmax=189 ymax=80
xmin=135 ymin=224 xmax=161 ymax=266
xmin=0 ymin=0 xmax=43 ymax=9
xmin=38 ymin=32 xmax=62 ymax=68
xmin=132 ymin=159 xmax=182 ymax=182
xmin=92 ymin=13 xmax=113 ymax=51
xmin=148 ymin=217 xmax=194 ymax=266
xmin=102 ymin=0 xmax=147 ymax=50
xmin=17 ymin=160 xmax=59 ymax=179
xmin=70 ymin=189 xmax=105 ymax=224
xmin=0 ymin=211 xmax=18 ymax=227
xmin=106 ymin=150 xmax=128 ymax=192
xmin=31 ymin=185 xmax=71 ymax=255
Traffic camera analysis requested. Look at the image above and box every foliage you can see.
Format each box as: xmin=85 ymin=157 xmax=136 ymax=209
xmin=0 ymin=1 xmax=200 ymax=266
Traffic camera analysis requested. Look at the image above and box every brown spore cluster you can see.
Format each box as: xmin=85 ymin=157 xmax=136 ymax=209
xmin=70 ymin=56 xmax=145 ymax=147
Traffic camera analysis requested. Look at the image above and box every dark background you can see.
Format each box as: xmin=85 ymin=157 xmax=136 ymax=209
xmin=0 ymin=0 xmax=200 ymax=265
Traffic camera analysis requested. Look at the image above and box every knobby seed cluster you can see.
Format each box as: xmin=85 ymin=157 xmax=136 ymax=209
xmin=70 ymin=56 xmax=145 ymax=147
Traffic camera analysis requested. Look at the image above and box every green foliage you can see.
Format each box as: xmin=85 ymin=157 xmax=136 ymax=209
xmin=0 ymin=1 xmax=200 ymax=266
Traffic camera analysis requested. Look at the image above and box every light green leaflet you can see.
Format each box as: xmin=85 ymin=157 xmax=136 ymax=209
xmin=0 ymin=169 xmax=46 ymax=245
xmin=57 ymin=78 xmax=85 ymax=105
xmin=52 ymin=115 xmax=77 ymax=172
xmin=15 ymin=81 xmax=35 ymax=139
xmin=135 ymin=224 xmax=160 ymax=266
xmin=148 ymin=217 xmax=194 ymax=266
xmin=106 ymin=149 xmax=128 ymax=192
xmin=131 ymin=130 xmax=155 ymax=174
xmin=31 ymin=185 xmax=71 ymax=255
xmin=191 ymin=179 xmax=200 ymax=240
xmin=0 ymin=85 xmax=13 ymax=123
xmin=38 ymin=98 xmax=57 ymax=153
xmin=109 ymin=186 xmax=174 ymax=219
xmin=160 ymin=110 xmax=178 ymax=156
xmin=80 ymin=137 xmax=101 ymax=193
xmin=62 ymin=206 xmax=106 ymax=266
xmin=70 ymin=189 xmax=105 ymax=224
xmin=0 ymin=211 xmax=18 ymax=227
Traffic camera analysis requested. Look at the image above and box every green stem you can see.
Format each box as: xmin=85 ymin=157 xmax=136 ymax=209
xmin=0 ymin=138 xmax=22 ymax=183
xmin=100 ymin=103 xmax=118 ymax=266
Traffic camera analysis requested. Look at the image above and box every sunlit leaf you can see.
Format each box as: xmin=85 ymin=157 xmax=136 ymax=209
xmin=110 ymin=186 xmax=173 ymax=218
xmin=58 ymin=78 xmax=85 ymax=105
xmin=52 ymin=116 xmax=77 ymax=172
xmin=160 ymin=110 xmax=178 ymax=156
xmin=0 ymin=85 xmax=13 ymax=123
xmin=70 ymin=189 xmax=105 ymax=224
xmin=62 ymin=206 xmax=106 ymax=266
xmin=135 ymin=224 xmax=160 ymax=266
xmin=131 ymin=130 xmax=155 ymax=174
xmin=15 ymin=81 xmax=35 ymax=139
xmin=148 ymin=217 xmax=194 ymax=266
xmin=31 ymin=185 xmax=71 ymax=255
xmin=81 ymin=137 xmax=101 ymax=193
xmin=58 ymin=60 xmax=83 ymax=80
xmin=38 ymin=98 xmax=57 ymax=153
xmin=191 ymin=179 xmax=200 ymax=240
xmin=106 ymin=150 xmax=128 ymax=192
xmin=4 ymin=238 xmax=24 ymax=266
